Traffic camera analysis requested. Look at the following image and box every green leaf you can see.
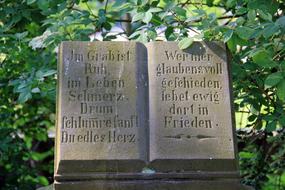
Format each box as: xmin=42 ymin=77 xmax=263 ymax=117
xmin=266 ymin=121 xmax=277 ymax=132
xmin=263 ymin=23 xmax=280 ymax=38
xmin=103 ymin=22 xmax=112 ymax=30
xmin=137 ymin=32 xmax=148 ymax=43
xmin=248 ymin=0 xmax=278 ymax=15
xmin=35 ymin=131 xmax=48 ymax=141
xmin=26 ymin=0 xmax=36 ymax=5
xmin=132 ymin=12 xmax=145 ymax=23
xmin=98 ymin=9 xmax=106 ymax=25
xmin=206 ymin=0 xmax=213 ymax=6
xmin=185 ymin=15 xmax=203 ymax=22
xmin=250 ymin=103 xmax=260 ymax=115
xmin=264 ymin=72 xmax=283 ymax=89
xmin=239 ymin=151 xmax=255 ymax=159
xmin=252 ymin=50 xmax=278 ymax=68
xmin=235 ymin=26 xmax=255 ymax=40
xmin=18 ymin=91 xmax=32 ymax=103
xmin=165 ymin=27 xmax=174 ymax=40
xmin=15 ymin=32 xmax=28 ymax=40
xmin=247 ymin=10 xmax=256 ymax=22
xmin=29 ymin=30 xmax=53 ymax=50
xmin=277 ymin=79 xmax=285 ymax=101
xmin=279 ymin=117 xmax=285 ymax=126
xmin=16 ymin=82 xmax=29 ymax=91
xmin=151 ymin=15 xmax=163 ymax=26
xmin=178 ymin=37 xmax=193 ymax=50
xmin=263 ymin=115 xmax=276 ymax=121
xmin=36 ymin=69 xmax=56 ymax=79
xmin=142 ymin=11 xmax=153 ymax=23
xmin=248 ymin=115 xmax=257 ymax=122
xmin=129 ymin=30 xmax=141 ymax=39
xmin=226 ymin=0 xmax=236 ymax=8
xmin=140 ymin=0 xmax=148 ymax=6
xmin=149 ymin=8 xmax=162 ymax=13
xmin=257 ymin=9 xmax=272 ymax=21
xmin=174 ymin=7 xmax=186 ymax=17
xmin=193 ymin=9 xmax=206 ymax=16
xmin=31 ymin=87 xmax=41 ymax=93
xmin=236 ymin=7 xmax=247 ymax=15
xmin=37 ymin=0 xmax=49 ymax=11
xmin=276 ymin=16 xmax=285 ymax=32
xmin=37 ymin=176 xmax=49 ymax=186
xmin=236 ymin=17 xmax=245 ymax=25
xmin=223 ymin=29 xmax=233 ymax=42
xmin=30 ymin=151 xmax=51 ymax=161
xmin=42 ymin=69 xmax=56 ymax=77
xmin=281 ymin=61 xmax=285 ymax=71
xmin=147 ymin=30 xmax=157 ymax=40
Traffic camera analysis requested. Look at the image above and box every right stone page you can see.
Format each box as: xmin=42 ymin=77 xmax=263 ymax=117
xmin=147 ymin=41 xmax=238 ymax=172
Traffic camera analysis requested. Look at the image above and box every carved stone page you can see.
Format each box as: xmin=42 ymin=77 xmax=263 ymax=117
xmin=55 ymin=42 xmax=148 ymax=175
xmin=147 ymin=42 xmax=237 ymax=172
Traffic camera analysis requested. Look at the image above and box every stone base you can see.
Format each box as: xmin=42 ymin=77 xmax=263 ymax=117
xmin=53 ymin=179 xmax=254 ymax=190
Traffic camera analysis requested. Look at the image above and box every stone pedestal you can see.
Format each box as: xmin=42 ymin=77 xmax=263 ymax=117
xmin=54 ymin=180 xmax=253 ymax=190
xmin=53 ymin=172 xmax=254 ymax=190
xmin=53 ymin=41 xmax=253 ymax=190
xmin=41 ymin=178 xmax=253 ymax=190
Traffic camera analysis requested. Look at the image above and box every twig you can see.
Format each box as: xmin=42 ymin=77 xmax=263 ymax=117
xmin=71 ymin=7 xmax=82 ymax=13
xmin=237 ymin=111 xmax=250 ymax=113
xmin=223 ymin=13 xmax=237 ymax=26
xmin=104 ymin=0 xmax=109 ymax=13
xmin=170 ymin=9 xmax=200 ymax=34
xmin=273 ymin=48 xmax=285 ymax=60
xmin=115 ymin=19 xmax=132 ymax=23
xmin=86 ymin=2 xmax=97 ymax=18
xmin=181 ymin=0 xmax=191 ymax=8
xmin=188 ymin=27 xmax=200 ymax=34
xmin=109 ymin=13 xmax=245 ymax=24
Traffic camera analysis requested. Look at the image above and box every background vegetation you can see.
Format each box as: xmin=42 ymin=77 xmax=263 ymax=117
xmin=0 ymin=0 xmax=285 ymax=189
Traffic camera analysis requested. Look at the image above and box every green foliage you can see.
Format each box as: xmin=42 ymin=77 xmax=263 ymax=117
xmin=238 ymin=130 xmax=285 ymax=190
xmin=0 ymin=1 xmax=56 ymax=189
xmin=178 ymin=37 xmax=193 ymax=49
xmin=1 ymin=0 xmax=285 ymax=189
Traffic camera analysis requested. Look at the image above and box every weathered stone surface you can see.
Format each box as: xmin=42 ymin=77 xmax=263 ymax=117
xmin=54 ymin=41 xmax=248 ymax=190
xmin=147 ymin=42 xmax=237 ymax=172
xmin=54 ymin=180 xmax=254 ymax=190
xmin=55 ymin=42 xmax=148 ymax=175
xmin=37 ymin=185 xmax=53 ymax=190
xmin=39 ymin=180 xmax=255 ymax=190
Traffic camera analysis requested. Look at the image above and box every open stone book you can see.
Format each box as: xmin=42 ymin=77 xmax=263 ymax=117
xmin=54 ymin=41 xmax=241 ymax=187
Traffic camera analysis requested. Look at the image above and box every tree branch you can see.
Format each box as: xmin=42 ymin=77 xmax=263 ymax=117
xmin=181 ymin=0 xmax=192 ymax=8
xmin=85 ymin=2 xmax=97 ymax=18
xmin=115 ymin=19 xmax=132 ymax=23
xmin=115 ymin=14 xmax=243 ymax=24
xmin=104 ymin=0 xmax=109 ymax=13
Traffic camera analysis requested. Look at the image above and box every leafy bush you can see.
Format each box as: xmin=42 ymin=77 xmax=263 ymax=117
xmin=0 ymin=0 xmax=284 ymax=189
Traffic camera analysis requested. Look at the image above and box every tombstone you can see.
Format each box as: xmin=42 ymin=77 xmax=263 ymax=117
xmin=54 ymin=41 xmax=253 ymax=190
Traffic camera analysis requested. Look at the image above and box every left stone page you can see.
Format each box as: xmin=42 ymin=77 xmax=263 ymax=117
xmin=55 ymin=42 xmax=148 ymax=177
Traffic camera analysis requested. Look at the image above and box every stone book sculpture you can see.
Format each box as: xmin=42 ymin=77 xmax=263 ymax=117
xmin=54 ymin=41 xmax=252 ymax=190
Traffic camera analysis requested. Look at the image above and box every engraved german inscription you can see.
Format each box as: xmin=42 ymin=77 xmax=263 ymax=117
xmin=55 ymin=41 xmax=237 ymax=176
xmin=148 ymin=42 xmax=235 ymax=163
xmin=55 ymin=42 xmax=147 ymax=175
